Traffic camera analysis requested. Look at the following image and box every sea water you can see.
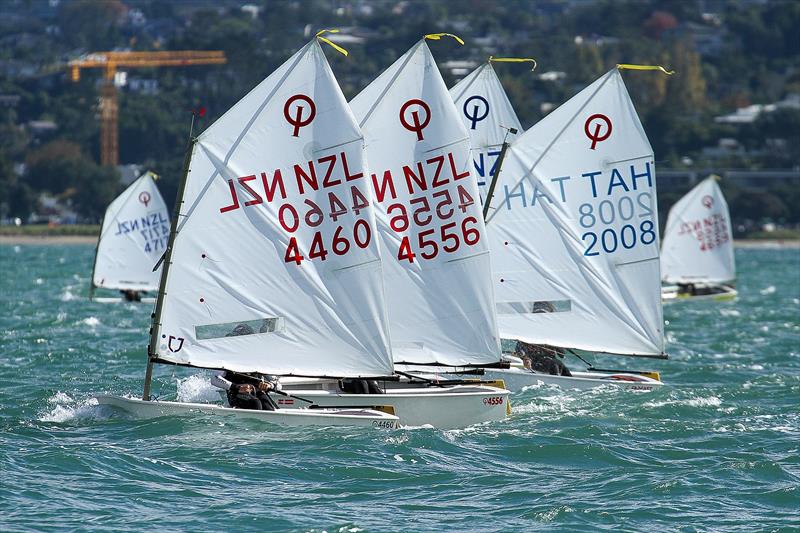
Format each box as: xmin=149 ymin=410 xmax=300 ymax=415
xmin=1 ymin=244 xmax=798 ymax=531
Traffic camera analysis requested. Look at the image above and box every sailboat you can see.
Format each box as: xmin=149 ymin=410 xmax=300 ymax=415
xmin=89 ymin=171 xmax=168 ymax=303
xmin=661 ymin=175 xmax=737 ymax=301
xmin=95 ymin=37 xmax=413 ymax=429
xmin=434 ymin=65 xmax=671 ymax=391
xmin=279 ymin=35 xmax=512 ymax=427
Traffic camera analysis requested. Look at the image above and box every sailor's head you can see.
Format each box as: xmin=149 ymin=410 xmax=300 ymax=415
xmin=226 ymin=323 xmax=255 ymax=337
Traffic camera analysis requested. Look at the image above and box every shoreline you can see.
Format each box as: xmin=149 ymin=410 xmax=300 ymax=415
xmin=0 ymin=235 xmax=98 ymax=245
xmin=0 ymin=234 xmax=798 ymax=248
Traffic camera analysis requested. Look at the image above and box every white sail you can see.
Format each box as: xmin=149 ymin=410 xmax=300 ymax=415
xmin=349 ymin=40 xmax=501 ymax=366
xmin=486 ymin=69 xmax=665 ymax=356
xmin=92 ymin=171 xmax=169 ymax=292
xmin=661 ymin=176 xmax=735 ymax=284
xmin=450 ymin=62 xmax=523 ymax=195
xmin=152 ymin=41 xmax=394 ymax=378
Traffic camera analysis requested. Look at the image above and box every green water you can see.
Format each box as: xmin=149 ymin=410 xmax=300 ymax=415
xmin=1 ymin=244 xmax=798 ymax=532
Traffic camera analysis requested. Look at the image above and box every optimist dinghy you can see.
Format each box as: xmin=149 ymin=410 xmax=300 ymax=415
xmin=97 ymin=35 xmax=416 ymax=429
xmin=89 ymin=170 xmax=168 ymax=304
xmin=433 ymin=63 xmax=672 ymax=392
xmin=661 ymin=176 xmax=737 ymax=302
xmin=276 ymin=35 xmax=511 ymax=428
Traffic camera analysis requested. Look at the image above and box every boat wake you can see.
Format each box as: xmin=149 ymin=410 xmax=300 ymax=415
xmin=39 ymin=392 xmax=104 ymax=423
xmin=175 ymin=373 xmax=221 ymax=403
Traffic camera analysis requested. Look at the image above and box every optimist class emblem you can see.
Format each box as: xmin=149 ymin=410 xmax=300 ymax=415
xmin=702 ymin=195 xmax=714 ymax=209
xmin=284 ymin=94 xmax=316 ymax=137
xmin=463 ymin=95 xmax=489 ymax=130
xmin=399 ymin=99 xmax=431 ymax=141
xmin=138 ymin=191 xmax=151 ymax=207
xmin=584 ymin=113 xmax=612 ymax=150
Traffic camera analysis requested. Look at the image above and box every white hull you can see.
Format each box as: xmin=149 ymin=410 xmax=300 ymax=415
xmin=393 ymin=363 xmax=663 ymax=393
xmin=93 ymin=297 xmax=157 ymax=304
xmin=95 ymin=395 xmax=399 ymax=429
xmin=661 ymin=284 xmax=737 ymax=302
xmin=481 ymin=368 xmax=663 ymax=392
xmin=277 ymin=381 xmax=510 ymax=429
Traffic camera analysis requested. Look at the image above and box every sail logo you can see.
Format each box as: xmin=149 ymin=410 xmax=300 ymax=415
xmin=463 ymin=95 xmax=489 ymax=130
xmin=138 ymin=191 xmax=151 ymax=207
xmin=399 ymin=99 xmax=431 ymax=141
xmin=166 ymin=335 xmax=184 ymax=353
xmin=702 ymin=195 xmax=714 ymax=209
xmin=284 ymin=94 xmax=316 ymax=136
xmin=584 ymin=114 xmax=612 ymax=149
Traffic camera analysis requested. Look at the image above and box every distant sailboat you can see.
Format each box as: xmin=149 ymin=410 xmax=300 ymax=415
xmin=279 ymin=35 xmax=512 ymax=427
xmin=90 ymin=171 xmax=168 ymax=303
xmin=96 ymin=37 xmax=405 ymax=428
xmin=441 ymin=65 xmax=669 ymax=391
xmin=661 ymin=175 xmax=737 ymax=301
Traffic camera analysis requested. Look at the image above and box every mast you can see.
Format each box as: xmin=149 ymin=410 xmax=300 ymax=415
xmin=143 ymin=137 xmax=196 ymax=400
xmin=482 ymin=127 xmax=517 ymax=221
xmin=88 ymin=212 xmax=104 ymax=301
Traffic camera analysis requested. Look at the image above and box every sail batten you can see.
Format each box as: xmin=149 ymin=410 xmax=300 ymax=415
xmin=92 ymin=171 xmax=169 ymax=292
xmin=349 ymin=41 xmax=502 ymax=367
xmin=486 ymin=69 xmax=665 ymax=357
xmin=661 ymin=177 xmax=735 ymax=284
xmin=152 ymin=41 xmax=394 ymax=377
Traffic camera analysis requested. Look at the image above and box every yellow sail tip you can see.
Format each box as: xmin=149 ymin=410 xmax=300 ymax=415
xmin=617 ymin=64 xmax=675 ymax=75
xmin=316 ymin=29 xmax=348 ymax=56
xmin=489 ymin=56 xmax=537 ymax=72
xmin=424 ymin=33 xmax=464 ymax=46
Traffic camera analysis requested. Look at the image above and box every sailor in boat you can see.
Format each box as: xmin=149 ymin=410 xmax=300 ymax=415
xmin=208 ymin=323 xmax=280 ymax=410
xmin=211 ymin=370 xmax=279 ymax=411
xmin=121 ymin=289 xmax=142 ymax=302
xmin=339 ymin=378 xmax=383 ymax=395
xmin=513 ymin=302 xmax=572 ymax=377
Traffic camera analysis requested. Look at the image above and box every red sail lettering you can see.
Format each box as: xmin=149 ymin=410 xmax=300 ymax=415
xmin=427 ymin=155 xmax=447 ymax=188
xmin=294 ymin=161 xmax=318 ymax=194
xmin=448 ymin=152 xmax=470 ymax=181
xmin=261 ymin=170 xmax=287 ymax=202
xmin=319 ymin=154 xmax=340 ymax=188
xmin=371 ymin=170 xmax=397 ymax=203
xmin=403 ymin=162 xmax=427 ymax=194
xmin=220 ymin=179 xmax=240 ymax=213
xmin=238 ymin=175 xmax=262 ymax=207
xmin=341 ymin=151 xmax=363 ymax=182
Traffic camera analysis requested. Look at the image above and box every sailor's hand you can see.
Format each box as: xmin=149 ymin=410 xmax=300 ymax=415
xmin=237 ymin=384 xmax=255 ymax=394
xmin=257 ymin=381 xmax=273 ymax=393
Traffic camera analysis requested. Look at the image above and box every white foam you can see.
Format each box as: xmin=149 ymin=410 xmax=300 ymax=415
xmin=760 ymin=285 xmax=776 ymax=295
xmin=60 ymin=290 xmax=77 ymax=302
xmin=644 ymin=395 xmax=722 ymax=408
xmin=176 ymin=373 xmax=222 ymax=403
xmin=39 ymin=395 xmax=100 ymax=423
xmin=720 ymin=309 xmax=740 ymax=317
xmin=82 ymin=317 xmax=100 ymax=327
xmin=35 ymin=278 xmax=43 ymax=285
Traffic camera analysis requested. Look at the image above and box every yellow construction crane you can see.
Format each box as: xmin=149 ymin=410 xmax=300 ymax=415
xmin=68 ymin=50 xmax=226 ymax=166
